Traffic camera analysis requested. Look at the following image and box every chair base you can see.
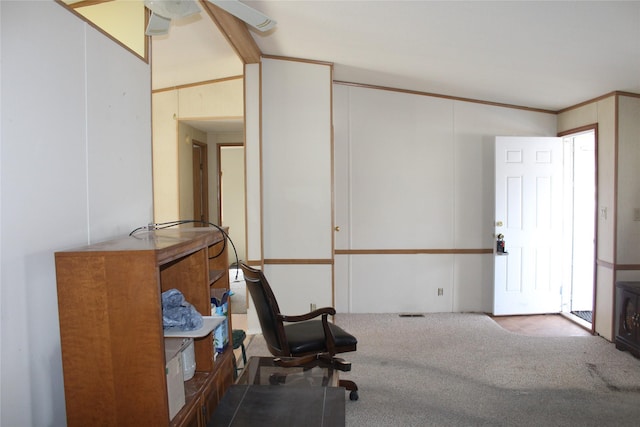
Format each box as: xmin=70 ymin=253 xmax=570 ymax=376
xmin=272 ymin=353 xmax=359 ymax=400
xmin=273 ymin=352 xmax=352 ymax=372
xmin=339 ymin=379 xmax=359 ymax=401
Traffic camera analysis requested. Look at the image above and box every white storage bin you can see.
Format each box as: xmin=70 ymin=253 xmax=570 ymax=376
xmin=164 ymin=340 xmax=186 ymax=420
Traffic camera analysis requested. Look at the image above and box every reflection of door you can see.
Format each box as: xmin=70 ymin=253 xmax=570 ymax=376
xmin=494 ymin=136 xmax=563 ymax=315
xmin=192 ymin=141 xmax=208 ymax=225
xmin=219 ymin=145 xmax=246 ymax=263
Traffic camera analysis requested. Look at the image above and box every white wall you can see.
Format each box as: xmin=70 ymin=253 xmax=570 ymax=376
xmin=262 ymin=58 xmax=333 ymax=261
xmin=333 ymin=84 xmax=557 ymax=313
xmin=261 ymin=58 xmax=333 ymax=314
xmin=0 ymin=1 xmax=152 ymax=425
xmin=153 ymin=90 xmax=180 ymax=222
xmin=220 ymin=145 xmax=246 ymax=264
xmin=616 ymin=96 xmax=640 ymax=266
xmin=611 ymin=96 xmax=640 ymax=338
xmin=244 ymin=64 xmax=262 ymax=265
xmin=213 ymin=131 xmax=245 ymax=262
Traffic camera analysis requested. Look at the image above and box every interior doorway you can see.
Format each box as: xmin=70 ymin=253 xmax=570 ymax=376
xmin=218 ymin=144 xmax=247 ymax=332
xmin=192 ymin=140 xmax=209 ymax=225
xmin=218 ymin=144 xmax=246 ymax=262
xmin=561 ymin=128 xmax=597 ymax=329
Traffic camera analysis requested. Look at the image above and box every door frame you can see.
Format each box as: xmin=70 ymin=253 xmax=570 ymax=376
xmin=192 ymin=140 xmax=209 ymax=225
xmin=558 ymin=124 xmax=598 ymax=334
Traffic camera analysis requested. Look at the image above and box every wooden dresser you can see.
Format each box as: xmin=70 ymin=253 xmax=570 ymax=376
xmin=615 ymin=281 xmax=640 ymax=358
xmin=55 ymin=227 xmax=234 ymax=427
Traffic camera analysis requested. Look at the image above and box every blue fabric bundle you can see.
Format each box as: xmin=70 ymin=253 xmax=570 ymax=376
xmin=162 ymin=288 xmax=203 ymax=330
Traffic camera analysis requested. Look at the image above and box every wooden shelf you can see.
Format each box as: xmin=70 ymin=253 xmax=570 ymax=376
xmin=55 ymin=226 xmax=233 ymax=427
xmin=209 ymin=269 xmax=226 ymax=286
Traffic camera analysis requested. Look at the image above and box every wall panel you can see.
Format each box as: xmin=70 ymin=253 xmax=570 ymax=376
xmin=347 ymin=87 xmax=455 ymax=249
xmin=1 ymin=1 xmax=152 ymax=425
xmin=453 ymin=254 xmax=494 ymax=312
xmin=557 ymin=103 xmax=598 ymax=133
xmin=616 ymin=96 xmax=640 ymax=265
xmin=264 ymin=264 xmax=333 ymax=315
xmin=596 ymin=97 xmax=617 ymax=264
xmin=178 ymin=78 xmax=243 ymax=119
xmin=244 ymin=64 xmax=262 ymax=263
xmin=86 ymin=28 xmax=152 ymax=240
xmin=152 ymin=90 xmax=180 ymax=222
xmin=262 ymin=58 xmax=332 ymax=259
xmin=333 ymin=85 xmax=351 ymax=251
xmin=348 ymin=254 xmax=454 ymax=313
xmin=334 ymin=84 xmax=557 ymax=314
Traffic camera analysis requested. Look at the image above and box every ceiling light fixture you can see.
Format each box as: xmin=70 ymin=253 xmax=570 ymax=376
xmin=144 ymin=0 xmax=201 ymax=36
xmin=144 ymin=0 xmax=276 ymax=36
xmin=208 ymin=0 xmax=276 ymax=32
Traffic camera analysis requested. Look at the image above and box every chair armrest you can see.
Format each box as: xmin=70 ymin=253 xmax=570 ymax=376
xmin=278 ymin=307 xmax=336 ymax=323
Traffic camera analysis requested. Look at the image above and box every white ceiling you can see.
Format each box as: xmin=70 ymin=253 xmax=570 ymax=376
xmin=152 ymin=0 xmax=640 ymax=125
xmin=151 ymin=11 xmax=243 ymax=89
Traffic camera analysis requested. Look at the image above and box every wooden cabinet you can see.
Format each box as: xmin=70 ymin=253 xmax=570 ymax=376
xmin=615 ymin=281 xmax=640 ymax=358
xmin=55 ymin=227 xmax=234 ymax=427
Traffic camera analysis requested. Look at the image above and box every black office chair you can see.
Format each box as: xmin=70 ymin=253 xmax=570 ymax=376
xmin=240 ymin=263 xmax=359 ymax=400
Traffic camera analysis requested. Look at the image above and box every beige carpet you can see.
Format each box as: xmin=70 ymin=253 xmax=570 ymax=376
xmin=245 ymin=313 xmax=640 ymax=426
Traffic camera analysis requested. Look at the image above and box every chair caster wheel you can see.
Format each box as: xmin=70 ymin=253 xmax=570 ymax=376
xmin=349 ymin=390 xmax=359 ymax=401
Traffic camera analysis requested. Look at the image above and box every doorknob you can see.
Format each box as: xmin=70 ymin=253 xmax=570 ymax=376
xmin=334 ymin=226 xmax=341 ymax=232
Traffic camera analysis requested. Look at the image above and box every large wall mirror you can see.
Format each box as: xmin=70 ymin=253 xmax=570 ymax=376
xmin=60 ymin=0 xmax=247 ymax=273
xmin=147 ymin=2 xmax=246 ymax=268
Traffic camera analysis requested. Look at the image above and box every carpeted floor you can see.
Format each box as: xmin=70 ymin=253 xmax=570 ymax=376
xmin=245 ymin=313 xmax=640 ymax=426
xmin=229 ymin=268 xmax=247 ymax=314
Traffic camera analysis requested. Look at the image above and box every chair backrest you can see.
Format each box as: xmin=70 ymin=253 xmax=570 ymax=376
xmin=240 ymin=264 xmax=289 ymax=356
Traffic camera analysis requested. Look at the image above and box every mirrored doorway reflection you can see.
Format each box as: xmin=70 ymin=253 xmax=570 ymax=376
xmin=219 ymin=144 xmax=246 ymax=264
xmin=192 ymin=140 xmax=209 ymax=225
xmin=561 ymin=129 xmax=596 ymax=328
xmin=219 ymin=144 xmax=247 ymax=333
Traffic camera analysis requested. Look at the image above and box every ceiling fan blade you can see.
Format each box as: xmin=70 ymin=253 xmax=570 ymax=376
xmin=144 ymin=0 xmax=201 ymax=20
xmin=146 ymin=11 xmax=172 ymax=36
xmin=207 ymin=0 xmax=276 ymax=32
xmin=144 ymin=1 xmax=202 ymax=36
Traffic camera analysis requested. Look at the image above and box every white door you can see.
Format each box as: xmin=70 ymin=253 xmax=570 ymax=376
xmin=493 ymin=136 xmax=564 ymax=315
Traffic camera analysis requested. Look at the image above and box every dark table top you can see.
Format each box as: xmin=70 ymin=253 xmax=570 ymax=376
xmin=237 ymin=356 xmax=339 ymax=387
xmin=208 ymin=384 xmax=346 ymax=427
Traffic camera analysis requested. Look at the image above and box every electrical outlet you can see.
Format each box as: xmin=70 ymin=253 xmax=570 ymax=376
xmin=437 ymin=288 xmax=444 ymax=296
xmin=310 ymin=303 xmax=317 ymax=311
